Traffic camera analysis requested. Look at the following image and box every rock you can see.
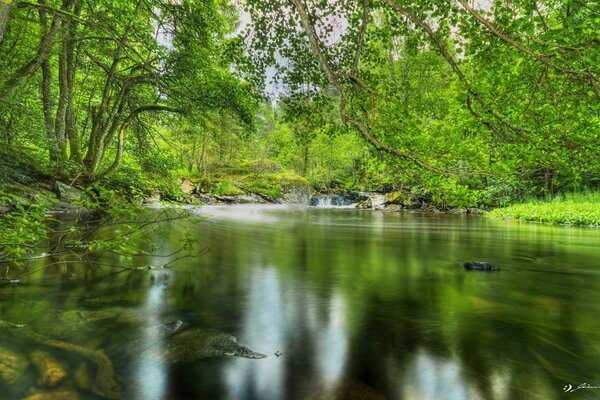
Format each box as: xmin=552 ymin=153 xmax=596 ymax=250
xmin=23 ymin=390 xmax=81 ymax=400
xmin=282 ymin=186 xmax=312 ymax=205
xmin=0 ymin=346 xmax=29 ymax=384
xmin=356 ymin=193 xmax=386 ymax=209
xmin=214 ymin=194 xmax=268 ymax=204
xmin=42 ymin=309 xmax=122 ymax=338
xmin=30 ymin=350 xmax=67 ymax=387
xmin=54 ymin=181 xmax=84 ymax=203
xmin=179 ymin=179 xmax=196 ymax=195
xmin=144 ymin=192 xmax=161 ymax=205
xmin=463 ymin=261 xmax=500 ymax=271
xmin=384 ymin=191 xmax=403 ymax=205
xmin=141 ymin=328 xmax=266 ymax=362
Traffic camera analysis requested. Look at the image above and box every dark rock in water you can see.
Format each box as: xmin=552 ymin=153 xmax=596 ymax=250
xmin=463 ymin=261 xmax=500 ymax=271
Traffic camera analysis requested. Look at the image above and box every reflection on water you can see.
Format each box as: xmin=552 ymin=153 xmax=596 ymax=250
xmin=1 ymin=206 xmax=600 ymax=400
xmin=134 ymin=271 xmax=169 ymax=400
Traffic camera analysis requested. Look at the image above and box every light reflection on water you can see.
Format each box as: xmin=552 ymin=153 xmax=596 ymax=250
xmin=134 ymin=270 xmax=169 ymax=400
xmin=1 ymin=206 xmax=600 ymax=400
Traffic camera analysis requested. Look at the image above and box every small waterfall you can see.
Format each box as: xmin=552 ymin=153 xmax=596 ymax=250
xmin=310 ymin=195 xmax=356 ymax=208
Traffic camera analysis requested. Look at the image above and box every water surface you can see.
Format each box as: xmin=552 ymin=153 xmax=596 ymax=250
xmin=1 ymin=206 xmax=600 ymax=400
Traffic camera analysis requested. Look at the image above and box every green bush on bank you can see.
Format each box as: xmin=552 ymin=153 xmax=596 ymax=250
xmin=488 ymin=192 xmax=600 ymax=226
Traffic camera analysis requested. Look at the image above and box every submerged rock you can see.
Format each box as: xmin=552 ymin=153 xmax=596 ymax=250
xmin=141 ymin=328 xmax=266 ymax=363
xmin=31 ymin=350 xmax=67 ymax=387
xmin=0 ymin=346 xmax=29 ymax=384
xmin=463 ymin=261 xmax=500 ymax=271
xmin=23 ymin=390 xmax=81 ymax=400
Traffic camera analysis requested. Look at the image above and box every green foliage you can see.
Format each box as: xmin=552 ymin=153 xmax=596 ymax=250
xmin=488 ymin=192 xmax=600 ymax=226
xmin=240 ymin=171 xmax=310 ymax=200
xmin=0 ymin=191 xmax=55 ymax=264
xmin=211 ymin=181 xmax=245 ymax=196
xmin=0 ymin=187 xmax=199 ymax=274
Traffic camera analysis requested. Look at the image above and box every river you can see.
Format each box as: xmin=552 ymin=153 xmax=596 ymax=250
xmin=1 ymin=205 xmax=599 ymax=399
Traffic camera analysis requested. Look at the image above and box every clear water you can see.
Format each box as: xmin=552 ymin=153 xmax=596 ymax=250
xmin=1 ymin=205 xmax=600 ymax=399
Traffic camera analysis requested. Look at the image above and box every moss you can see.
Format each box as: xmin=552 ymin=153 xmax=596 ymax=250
xmin=239 ymin=171 xmax=310 ymax=200
xmin=211 ymin=181 xmax=245 ymax=196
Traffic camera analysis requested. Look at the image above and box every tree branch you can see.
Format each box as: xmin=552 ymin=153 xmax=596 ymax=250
xmin=290 ymin=0 xmax=443 ymax=174
xmin=382 ymin=0 xmax=532 ymax=136
xmin=99 ymin=105 xmax=183 ymax=179
xmin=455 ymin=0 xmax=600 ymax=100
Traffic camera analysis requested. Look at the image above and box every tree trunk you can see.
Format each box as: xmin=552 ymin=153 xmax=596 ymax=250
xmin=38 ymin=1 xmax=57 ymax=164
xmin=302 ymin=146 xmax=308 ymax=176
xmin=0 ymin=0 xmax=13 ymax=45
xmin=98 ymin=105 xmax=181 ymax=180
xmin=200 ymin=130 xmax=207 ymax=178
xmin=0 ymin=0 xmax=74 ymax=103
xmin=65 ymin=0 xmax=82 ymax=162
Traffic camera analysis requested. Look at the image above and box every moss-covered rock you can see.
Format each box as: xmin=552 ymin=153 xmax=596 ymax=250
xmin=240 ymin=171 xmax=312 ymax=204
xmin=30 ymin=350 xmax=67 ymax=387
xmin=0 ymin=346 xmax=29 ymax=385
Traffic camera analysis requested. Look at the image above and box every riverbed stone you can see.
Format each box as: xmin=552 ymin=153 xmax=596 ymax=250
xmin=23 ymin=390 xmax=81 ymax=400
xmin=31 ymin=350 xmax=67 ymax=387
xmin=0 ymin=346 xmax=29 ymax=385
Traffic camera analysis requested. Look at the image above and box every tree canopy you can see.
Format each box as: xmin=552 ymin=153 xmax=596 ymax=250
xmin=1 ymin=0 xmax=598 ymax=206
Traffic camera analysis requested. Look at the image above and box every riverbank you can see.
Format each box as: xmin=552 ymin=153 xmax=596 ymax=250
xmin=488 ymin=192 xmax=600 ymax=227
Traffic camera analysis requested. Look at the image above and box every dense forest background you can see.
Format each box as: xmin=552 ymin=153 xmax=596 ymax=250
xmin=1 ymin=0 xmax=598 ymax=208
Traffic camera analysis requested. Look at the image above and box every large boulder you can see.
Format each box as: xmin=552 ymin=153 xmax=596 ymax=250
xmin=54 ymin=181 xmax=85 ymax=203
xmin=179 ymin=179 xmax=196 ymax=195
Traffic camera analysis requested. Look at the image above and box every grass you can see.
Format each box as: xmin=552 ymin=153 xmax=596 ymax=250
xmin=211 ymin=181 xmax=245 ymax=196
xmin=488 ymin=191 xmax=600 ymax=226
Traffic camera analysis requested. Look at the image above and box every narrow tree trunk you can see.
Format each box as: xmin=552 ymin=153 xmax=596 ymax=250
xmin=200 ymin=130 xmax=207 ymax=178
xmin=98 ymin=105 xmax=181 ymax=180
xmin=188 ymin=135 xmax=197 ymax=173
xmin=38 ymin=1 xmax=57 ymax=165
xmin=0 ymin=0 xmax=13 ymax=45
xmin=302 ymin=147 xmax=308 ymax=176
xmin=65 ymin=0 xmax=81 ymax=162
xmin=0 ymin=0 xmax=74 ymax=103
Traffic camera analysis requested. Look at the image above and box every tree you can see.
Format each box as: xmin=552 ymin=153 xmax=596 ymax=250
xmin=0 ymin=0 xmax=257 ymax=182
